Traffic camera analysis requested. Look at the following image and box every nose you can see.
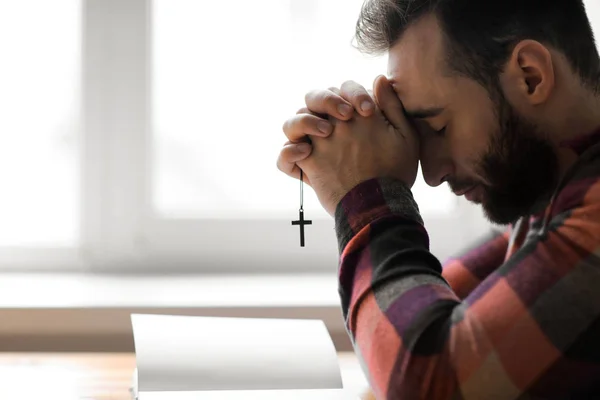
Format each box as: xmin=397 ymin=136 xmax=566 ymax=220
xmin=420 ymin=137 xmax=454 ymax=187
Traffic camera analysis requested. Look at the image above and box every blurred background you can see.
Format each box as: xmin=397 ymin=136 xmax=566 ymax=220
xmin=0 ymin=0 xmax=599 ymax=396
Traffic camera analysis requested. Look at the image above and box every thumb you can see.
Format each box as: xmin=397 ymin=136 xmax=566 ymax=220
xmin=373 ymin=75 xmax=409 ymax=130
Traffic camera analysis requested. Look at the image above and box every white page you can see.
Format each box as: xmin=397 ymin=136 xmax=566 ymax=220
xmin=131 ymin=314 xmax=343 ymax=392
xmin=139 ymin=389 xmax=358 ymax=400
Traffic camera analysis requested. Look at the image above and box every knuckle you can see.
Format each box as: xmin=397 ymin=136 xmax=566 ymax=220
xmin=319 ymin=92 xmax=338 ymax=111
xmin=277 ymin=150 xmax=294 ymax=171
xmin=304 ymin=89 xmax=320 ymax=106
xmin=320 ymin=90 xmax=335 ymax=102
xmin=306 ymin=89 xmax=338 ymax=110
xmin=281 ymin=117 xmax=292 ymax=133
xmin=304 ymin=89 xmax=317 ymax=102
xmin=309 ymin=115 xmax=322 ymax=131
xmin=341 ymin=81 xmax=369 ymax=102
xmin=276 ymin=154 xmax=285 ymax=172
xmin=296 ymin=114 xmax=311 ymax=132
xmin=340 ymin=80 xmax=355 ymax=90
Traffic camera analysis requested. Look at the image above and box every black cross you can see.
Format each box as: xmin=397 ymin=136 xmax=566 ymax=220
xmin=292 ymin=208 xmax=312 ymax=247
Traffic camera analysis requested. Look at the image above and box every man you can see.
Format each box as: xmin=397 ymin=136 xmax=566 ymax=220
xmin=277 ymin=1 xmax=600 ymax=399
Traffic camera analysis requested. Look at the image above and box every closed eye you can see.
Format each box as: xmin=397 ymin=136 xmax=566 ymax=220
xmin=435 ymin=126 xmax=446 ymax=136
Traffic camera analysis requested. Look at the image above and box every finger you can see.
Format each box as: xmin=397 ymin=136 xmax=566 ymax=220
xmin=328 ymin=87 xmax=341 ymax=95
xmin=305 ymin=89 xmax=354 ymax=121
xmin=277 ymin=142 xmax=313 ymax=179
xmin=295 ymin=107 xmax=328 ymax=122
xmin=340 ymin=80 xmax=375 ymax=117
xmin=373 ymin=75 xmax=410 ymax=130
xmin=282 ymin=113 xmax=334 ymax=143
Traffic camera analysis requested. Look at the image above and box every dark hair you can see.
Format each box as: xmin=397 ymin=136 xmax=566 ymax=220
xmin=355 ymin=0 xmax=600 ymax=93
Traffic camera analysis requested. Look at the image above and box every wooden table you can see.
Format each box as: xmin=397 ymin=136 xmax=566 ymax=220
xmin=0 ymin=353 xmax=135 ymax=400
xmin=0 ymin=353 xmax=373 ymax=400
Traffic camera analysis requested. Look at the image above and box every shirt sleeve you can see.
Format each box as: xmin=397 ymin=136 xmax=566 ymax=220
xmin=335 ymin=176 xmax=600 ymax=400
xmin=442 ymin=229 xmax=510 ymax=299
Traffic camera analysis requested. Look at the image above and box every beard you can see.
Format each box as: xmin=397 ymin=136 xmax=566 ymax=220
xmin=450 ymin=90 xmax=560 ymax=225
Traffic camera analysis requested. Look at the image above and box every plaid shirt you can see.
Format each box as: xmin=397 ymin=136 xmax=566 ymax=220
xmin=334 ymin=134 xmax=600 ymax=399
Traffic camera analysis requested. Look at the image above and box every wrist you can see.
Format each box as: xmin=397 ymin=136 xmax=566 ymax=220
xmin=334 ymin=177 xmax=423 ymax=253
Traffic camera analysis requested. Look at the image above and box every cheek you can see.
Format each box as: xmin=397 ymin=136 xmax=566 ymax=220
xmin=419 ymin=132 xmax=447 ymax=165
xmin=447 ymin=124 xmax=495 ymax=180
xmin=444 ymin=79 xmax=499 ymax=175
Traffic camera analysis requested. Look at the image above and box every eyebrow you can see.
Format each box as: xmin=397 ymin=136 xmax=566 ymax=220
xmin=404 ymin=107 xmax=444 ymax=119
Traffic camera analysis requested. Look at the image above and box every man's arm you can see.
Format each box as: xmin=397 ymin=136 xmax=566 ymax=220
xmin=442 ymin=229 xmax=510 ymax=299
xmin=336 ymin=177 xmax=600 ymax=399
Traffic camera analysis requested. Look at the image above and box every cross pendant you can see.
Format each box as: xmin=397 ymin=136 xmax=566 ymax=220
xmin=292 ymin=208 xmax=312 ymax=247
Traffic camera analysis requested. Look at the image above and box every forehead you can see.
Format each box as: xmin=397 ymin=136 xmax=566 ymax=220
xmin=387 ymin=14 xmax=447 ymax=107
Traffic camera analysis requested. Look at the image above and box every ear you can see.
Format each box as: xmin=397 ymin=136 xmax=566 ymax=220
xmin=502 ymin=40 xmax=555 ymax=105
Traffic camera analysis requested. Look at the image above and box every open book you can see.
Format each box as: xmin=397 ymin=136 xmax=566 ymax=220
xmin=130 ymin=314 xmax=364 ymax=399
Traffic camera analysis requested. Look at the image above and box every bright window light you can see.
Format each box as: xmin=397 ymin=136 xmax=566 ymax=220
xmin=152 ymin=0 xmax=456 ymax=219
xmin=0 ymin=0 xmax=80 ymax=246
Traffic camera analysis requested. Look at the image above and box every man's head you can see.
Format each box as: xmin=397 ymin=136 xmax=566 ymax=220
xmin=355 ymin=0 xmax=600 ymax=224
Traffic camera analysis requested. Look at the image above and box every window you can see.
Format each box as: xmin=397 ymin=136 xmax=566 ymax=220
xmin=0 ymin=0 xmax=81 ymax=269
xmin=147 ymin=0 xmax=466 ymax=271
xmin=0 ymin=0 xmax=80 ymax=247
xmin=3 ymin=0 xmax=518 ymax=272
xmin=152 ymin=0 xmax=456 ymax=219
